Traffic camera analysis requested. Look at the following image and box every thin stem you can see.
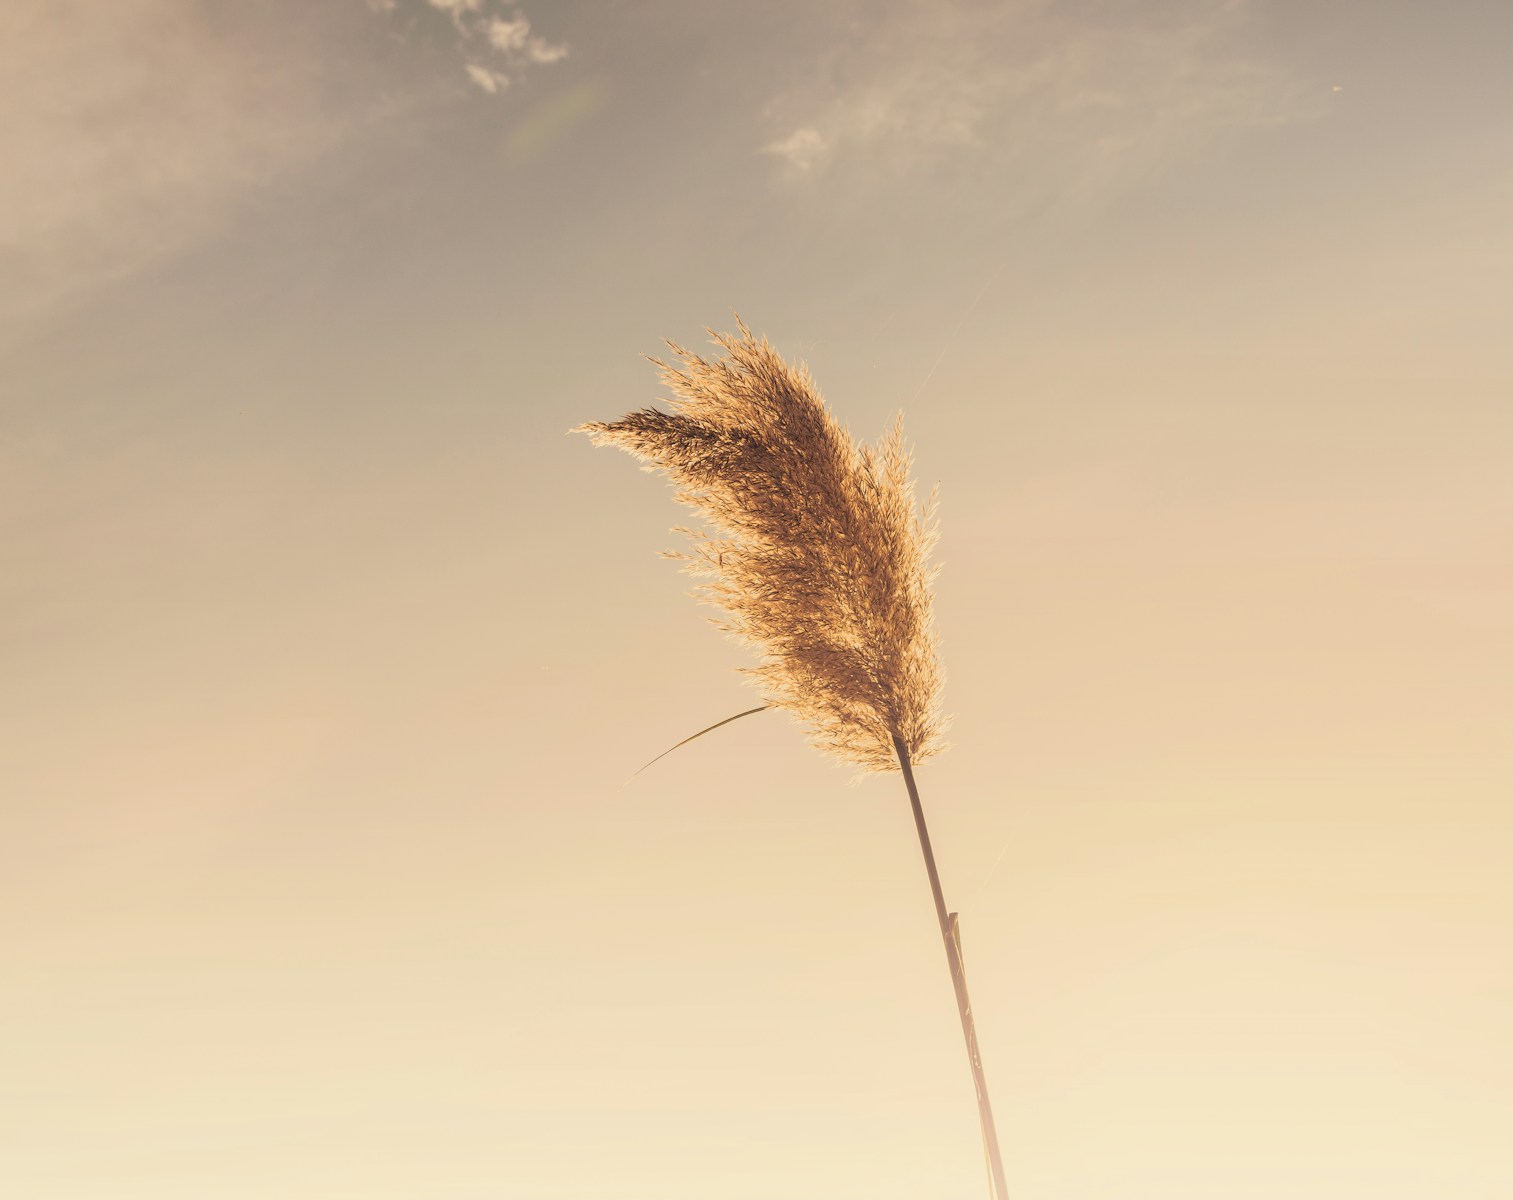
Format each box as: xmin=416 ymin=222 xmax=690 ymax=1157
xmin=893 ymin=734 xmax=1010 ymax=1200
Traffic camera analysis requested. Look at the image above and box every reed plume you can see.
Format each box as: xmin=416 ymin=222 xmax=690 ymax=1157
xmin=574 ymin=319 xmax=946 ymax=773
xmin=575 ymin=320 xmax=1008 ymax=1200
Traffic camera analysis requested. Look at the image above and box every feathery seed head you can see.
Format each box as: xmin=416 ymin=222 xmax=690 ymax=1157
xmin=574 ymin=320 xmax=947 ymax=773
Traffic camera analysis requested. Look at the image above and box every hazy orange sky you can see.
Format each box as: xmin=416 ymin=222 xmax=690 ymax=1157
xmin=4 ymin=1 xmax=1510 ymax=1197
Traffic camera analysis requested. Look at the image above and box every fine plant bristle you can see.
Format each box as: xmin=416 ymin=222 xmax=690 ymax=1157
xmin=574 ymin=319 xmax=947 ymax=773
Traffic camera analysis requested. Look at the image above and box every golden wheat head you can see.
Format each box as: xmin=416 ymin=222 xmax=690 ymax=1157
xmin=574 ymin=320 xmax=947 ymax=773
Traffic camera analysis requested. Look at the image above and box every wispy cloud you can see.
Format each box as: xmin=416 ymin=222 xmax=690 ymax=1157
xmin=485 ymin=14 xmax=530 ymax=51
xmin=524 ymin=36 xmax=569 ymax=65
xmin=761 ymin=0 xmax=1314 ymax=187
xmin=763 ymin=127 xmax=829 ymax=173
xmin=375 ymin=1 xmax=567 ymax=94
xmin=0 ymin=0 xmax=347 ymax=332
xmin=466 ymin=62 xmax=509 ymax=94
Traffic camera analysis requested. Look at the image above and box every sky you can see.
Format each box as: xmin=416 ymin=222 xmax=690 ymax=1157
xmin=3 ymin=1 xmax=1511 ymax=1197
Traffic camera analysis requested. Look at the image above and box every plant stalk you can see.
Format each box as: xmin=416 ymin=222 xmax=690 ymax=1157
xmin=893 ymin=734 xmax=1009 ymax=1200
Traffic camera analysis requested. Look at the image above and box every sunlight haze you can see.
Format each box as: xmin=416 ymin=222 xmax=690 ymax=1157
xmin=4 ymin=1 xmax=1511 ymax=1197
